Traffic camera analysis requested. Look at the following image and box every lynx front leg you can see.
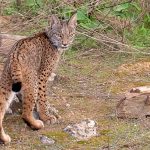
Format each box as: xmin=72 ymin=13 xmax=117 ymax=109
xmin=22 ymin=73 xmax=44 ymax=130
xmin=0 ymin=72 xmax=15 ymax=144
xmin=37 ymin=77 xmax=58 ymax=124
xmin=0 ymin=94 xmax=11 ymax=144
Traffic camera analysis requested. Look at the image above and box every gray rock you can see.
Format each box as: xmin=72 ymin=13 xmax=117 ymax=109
xmin=6 ymin=108 xmax=13 ymax=114
xmin=64 ymin=119 xmax=97 ymax=140
xmin=48 ymin=73 xmax=56 ymax=81
xmin=33 ymin=110 xmax=40 ymax=119
xmin=40 ymin=136 xmax=55 ymax=145
xmin=116 ymin=95 xmax=150 ymax=119
xmin=6 ymin=95 xmax=22 ymax=115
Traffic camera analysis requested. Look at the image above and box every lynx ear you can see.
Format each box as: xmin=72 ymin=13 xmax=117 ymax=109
xmin=49 ymin=15 xmax=61 ymax=28
xmin=68 ymin=13 xmax=77 ymax=29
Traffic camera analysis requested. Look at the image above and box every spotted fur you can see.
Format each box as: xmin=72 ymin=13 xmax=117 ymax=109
xmin=0 ymin=14 xmax=77 ymax=144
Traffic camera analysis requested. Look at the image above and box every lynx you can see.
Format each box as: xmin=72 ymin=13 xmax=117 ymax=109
xmin=0 ymin=14 xmax=77 ymax=144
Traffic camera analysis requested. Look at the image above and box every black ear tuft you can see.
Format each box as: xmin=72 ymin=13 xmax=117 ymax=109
xmin=12 ymin=82 xmax=22 ymax=92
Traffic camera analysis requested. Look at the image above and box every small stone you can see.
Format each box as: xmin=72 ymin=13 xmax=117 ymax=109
xmin=33 ymin=110 xmax=40 ymax=119
xmin=87 ymin=120 xmax=95 ymax=128
xmin=13 ymin=95 xmax=20 ymax=102
xmin=40 ymin=136 xmax=55 ymax=145
xmin=6 ymin=108 xmax=13 ymax=114
xmin=66 ymin=103 xmax=70 ymax=107
xmin=64 ymin=119 xmax=97 ymax=140
xmin=48 ymin=73 xmax=56 ymax=81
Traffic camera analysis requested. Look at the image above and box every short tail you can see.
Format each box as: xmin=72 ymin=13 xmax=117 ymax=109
xmin=12 ymin=82 xmax=22 ymax=92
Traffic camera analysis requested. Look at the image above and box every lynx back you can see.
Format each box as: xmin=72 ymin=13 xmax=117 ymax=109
xmin=0 ymin=14 xmax=77 ymax=144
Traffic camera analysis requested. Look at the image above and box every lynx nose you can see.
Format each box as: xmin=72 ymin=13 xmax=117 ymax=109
xmin=62 ymin=44 xmax=68 ymax=48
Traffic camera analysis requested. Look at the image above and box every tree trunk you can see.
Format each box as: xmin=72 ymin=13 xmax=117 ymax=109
xmin=16 ymin=0 xmax=21 ymax=7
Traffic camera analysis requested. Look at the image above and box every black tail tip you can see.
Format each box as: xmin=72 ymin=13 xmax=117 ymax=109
xmin=12 ymin=82 xmax=22 ymax=92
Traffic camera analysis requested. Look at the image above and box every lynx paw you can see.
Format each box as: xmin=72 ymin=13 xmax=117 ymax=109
xmin=39 ymin=106 xmax=61 ymax=124
xmin=0 ymin=134 xmax=11 ymax=144
xmin=45 ymin=115 xmax=58 ymax=124
xmin=23 ymin=117 xmax=44 ymax=130
xmin=32 ymin=120 xmax=44 ymax=129
xmin=48 ymin=106 xmax=61 ymax=120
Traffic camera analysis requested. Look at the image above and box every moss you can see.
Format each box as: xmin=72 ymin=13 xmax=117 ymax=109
xmin=43 ymin=130 xmax=72 ymax=144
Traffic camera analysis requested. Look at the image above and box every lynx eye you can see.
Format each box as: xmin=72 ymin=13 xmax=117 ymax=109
xmin=70 ymin=32 xmax=74 ymax=36
xmin=69 ymin=32 xmax=74 ymax=38
xmin=54 ymin=34 xmax=61 ymax=39
xmin=59 ymin=34 xmax=63 ymax=38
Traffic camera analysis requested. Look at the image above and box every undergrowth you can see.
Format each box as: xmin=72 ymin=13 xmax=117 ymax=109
xmin=2 ymin=0 xmax=150 ymax=50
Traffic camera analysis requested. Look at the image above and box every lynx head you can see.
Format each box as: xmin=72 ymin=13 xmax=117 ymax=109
xmin=46 ymin=13 xmax=77 ymax=50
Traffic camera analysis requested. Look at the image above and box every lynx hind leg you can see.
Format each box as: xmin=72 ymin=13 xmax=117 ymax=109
xmin=38 ymin=73 xmax=60 ymax=124
xmin=38 ymin=100 xmax=58 ymax=124
xmin=38 ymin=85 xmax=59 ymax=124
xmin=22 ymin=73 xmax=44 ymax=130
xmin=0 ymin=90 xmax=15 ymax=144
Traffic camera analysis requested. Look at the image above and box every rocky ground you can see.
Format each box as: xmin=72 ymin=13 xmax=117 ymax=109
xmin=0 ymin=16 xmax=150 ymax=150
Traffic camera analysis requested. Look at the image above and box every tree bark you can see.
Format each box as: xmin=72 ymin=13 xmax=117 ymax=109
xmin=16 ymin=0 xmax=21 ymax=7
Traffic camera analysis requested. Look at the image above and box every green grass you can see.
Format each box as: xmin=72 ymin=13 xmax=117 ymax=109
xmin=3 ymin=0 xmax=150 ymax=49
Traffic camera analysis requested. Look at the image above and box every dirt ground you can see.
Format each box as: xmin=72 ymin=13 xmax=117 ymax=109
xmin=0 ymin=16 xmax=150 ymax=150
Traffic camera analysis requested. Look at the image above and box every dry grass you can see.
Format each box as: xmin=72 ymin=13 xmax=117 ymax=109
xmin=0 ymin=48 xmax=150 ymax=149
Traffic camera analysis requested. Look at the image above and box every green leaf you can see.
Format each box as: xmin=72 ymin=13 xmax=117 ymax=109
xmin=114 ymin=3 xmax=129 ymax=12
xmin=145 ymin=13 xmax=150 ymax=22
xmin=36 ymin=0 xmax=44 ymax=6
xmin=77 ymin=10 xmax=88 ymax=21
xmin=4 ymin=6 xmax=16 ymax=15
xmin=80 ymin=21 xmax=99 ymax=29
xmin=131 ymin=2 xmax=141 ymax=11
xmin=26 ymin=0 xmax=43 ymax=7
xmin=26 ymin=0 xmax=35 ymax=6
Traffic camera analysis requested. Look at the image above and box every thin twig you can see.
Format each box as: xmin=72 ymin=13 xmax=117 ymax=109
xmin=77 ymin=31 xmax=150 ymax=55
xmin=101 ymin=0 xmax=133 ymax=9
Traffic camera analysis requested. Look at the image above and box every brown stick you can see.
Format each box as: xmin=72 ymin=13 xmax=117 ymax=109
xmin=0 ymin=34 xmax=26 ymax=41
xmin=124 ymin=86 xmax=150 ymax=100
xmin=0 ymin=34 xmax=26 ymax=56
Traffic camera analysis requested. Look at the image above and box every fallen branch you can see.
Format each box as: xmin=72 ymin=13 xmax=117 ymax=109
xmin=77 ymin=31 xmax=150 ymax=55
xmin=0 ymin=34 xmax=26 ymax=56
xmin=117 ymin=86 xmax=150 ymax=108
xmin=0 ymin=33 xmax=26 ymax=41
xmin=130 ymin=86 xmax=150 ymax=96
xmin=102 ymin=0 xmax=133 ymax=9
